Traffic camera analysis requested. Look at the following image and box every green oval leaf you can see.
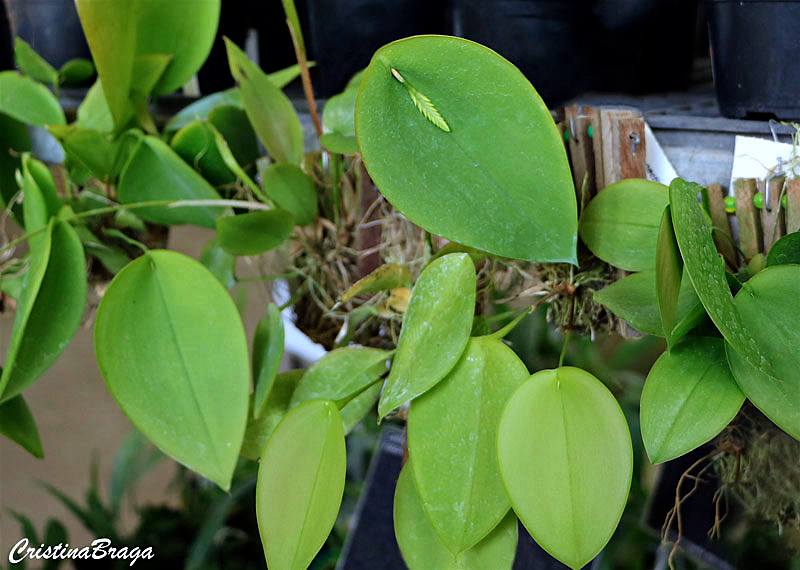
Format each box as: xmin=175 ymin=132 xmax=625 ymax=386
xmin=171 ymin=121 xmax=236 ymax=186
xmin=0 ymin=220 xmax=86 ymax=403
xmin=579 ymin=179 xmax=668 ymax=271
xmin=394 ymin=461 xmax=518 ymax=570
xmin=216 ymin=210 xmax=295 ymax=256
xmin=669 ymin=178 xmax=771 ymax=375
xmin=0 ymin=395 xmax=43 ymax=458
xmin=408 ymin=336 xmax=529 ymax=551
xmin=59 ymin=58 xmax=95 ymax=86
xmin=727 ymin=264 xmax=800 ymax=439
xmin=252 ymin=303 xmax=285 ymax=418
xmin=225 ymin=38 xmax=303 ymax=165
xmin=766 ymin=232 xmax=800 ymax=267
xmin=118 ymin=134 xmax=224 ymax=228
xmin=0 ymin=71 xmax=65 ymax=126
xmin=497 ymin=367 xmax=633 ymax=570
xmin=378 ymin=253 xmax=476 ymax=418
xmin=641 ymin=337 xmax=744 ymax=464
xmin=256 ymin=399 xmax=346 ymax=570
xmin=323 ymin=87 xmax=357 ymax=136
xmin=319 ymin=133 xmax=359 ymax=155
xmin=291 ymin=347 xmax=389 ymax=408
xmin=262 ymin=163 xmax=318 ymax=226
xmin=21 ymin=155 xmax=61 ymax=226
xmin=94 ymin=250 xmax=250 ymax=489
xmin=240 ymin=370 xmax=304 ymax=461
xmin=593 ymin=270 xmax=704 ymax=338
xmin=14 ymin=38 xmax=58 ymax=85
xmin=356 ymin=36 xmax=576 ymax=263
xmin=48 ymin=125 xmax=114 ymax=180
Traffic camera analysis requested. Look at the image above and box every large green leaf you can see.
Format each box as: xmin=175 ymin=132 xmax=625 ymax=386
xmin=240 ymin=370 xmax=304 ymax=461
xmin=225 ymin=39 xmax=303 ymax=165
xmin=579 ymin=179 xmax=668 ymax=271
xmin=171 ymin=121 xmax=236 ymax=186
xmin=75 ymin=80 xmax=114 ymax=132
xmin=290 ymin=347 xmax=390 ymax=407
xmin=0 ymin=71 xmax=65 ymax=126
xmin=262 ymin=163 xmax=318 ymax=226
xmin=641 ymin=337 xmax=744 ymax=464
xmin=118 ymin=134 xmax=223 ymax=228
xmin=252 ymin=303 xmax=285 ymax=418
xmin=0 ymin=220 xmax=86 ymax=403
xmin=727 ymin=265 xmax=800 ymax=440
xmin=766 ymin=232 xmax=800 ymax=266
xmin=48 ymin=125 xmax=114 ymax=181
xmin=378 ymin=253 xmax=476 ymax=418
xmin=394 ymin=462 xmax=518 ymax=570
xmin=134 ymin=0 xmax=220 ymax=95
xmin=497 ymin=367 xmax=632 ymax=570
xmin=94 ymin=250 xmax=250 ymax=489
xmin=593 ymin=270 xmax=704 ymax=338
xmin=216 ymin=210 xmax=295 ymax=256
xmin=408 ymin=336 xmax=529 ymax=552
xmin=75 ymin=0 xmax=138 ymax=128
xmin=256 ymin=399 xmax=346 ymax=570
xmin=355 ymin=35 xmax=576 ymax=263
xmin=208 ymin=105 xmax=260 ymax=173
xmin=0 ymin=395 xmax=43 ymax=458
xmin=14 ymin=38 xmax=58 ymax=85
xmin=669 ymin=178 xmax=771 ymax=375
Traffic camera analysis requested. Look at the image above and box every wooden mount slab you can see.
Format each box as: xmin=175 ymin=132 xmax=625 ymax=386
xmin=706 ymin=183 xmax=738 ymax=269
xmin=733 ymin=178 xmax=763 ymax=260
xmin=759 ymin=176 xmax=786 ymax=253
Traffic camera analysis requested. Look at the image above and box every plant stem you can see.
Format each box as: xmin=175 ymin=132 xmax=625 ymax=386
xmin=286 ymin=19 xmax=322 ymax=137
xmin=559 ymin=330 xmax=571 ymax=368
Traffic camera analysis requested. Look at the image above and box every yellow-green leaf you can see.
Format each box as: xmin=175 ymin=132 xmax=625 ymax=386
xmin=339 ymin=263 xmax=413 ymax=303
xmin=216 ymin=210 xmax=295 ymax=256
xmin=0 ymin=395 xmax=43 ymax=458
xmin=252 ymin=303 xmax=285 ymax=418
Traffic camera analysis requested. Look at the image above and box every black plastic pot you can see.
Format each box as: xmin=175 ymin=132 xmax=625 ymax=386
xmin=707 ymin=0 xmax=800 ymax=119
xmin=306 ymin=0 xmax=448 ymax=97
xmin=6 ymin=0 xmax=90 ymax=69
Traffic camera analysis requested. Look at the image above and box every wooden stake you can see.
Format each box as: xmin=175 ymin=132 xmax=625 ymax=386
xmin=733 ymin=178 xmax=763 ymax=260
xmin=786 ymin=179 xmax=800 ymax=233
xmin=706 ymin=183 xmax=737 ymax=269
xmin=760 ymin=176 xmax=786 ymax=253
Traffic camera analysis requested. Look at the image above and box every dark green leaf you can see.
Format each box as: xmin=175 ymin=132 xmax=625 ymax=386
xmin=0 ymin=112 xmax=31 ymax=222
xmin=766 ymin=232 xmax=800 ymax=266
xmin=216 ymin=210 xmax=295 ymax=256
xmin=262 ymin=163 xmax=318 ymax=226
xmin=199 ymin=237 xmax=236 ymax=289
xmin=378 ymin=253 xmax=476 ymax=418
xmin=252 ymin=303 xmax=285 ymax=418
xmin=641 ymin=337 xmax=744 ymax=463
xmin=94 ymin=250 xmax=250 ymax=489
xmin=0 ymin=395 xmax=43 ymax=458
xmin=171 ymin=121 xmax=236 ymax=186
xmin=74 ymin=225 xmax=131 ymax=275
xmin=240 ymin=370 xmax=304 ymax=461
xmin=356 ymin=36 xmax=577 ymax=263
xmin=208 ymin=104 xmax=260 ymax=173
xmin=58 ymin=58 xmax=95 ymax=86
xmin=319 ymin=133 xmax=359 ymax=155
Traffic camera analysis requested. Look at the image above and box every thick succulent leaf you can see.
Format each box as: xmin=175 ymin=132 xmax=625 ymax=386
xmin=0 ymin=71 xmax=65 ymax=126
xmin=240 ymin=370 xmax=304 ymax=461
xmin=727 ymin=265 xmax=800 ymax=439
xmin=497 ymin=367 xmax=632 ymax=570
xmin=262 ymin=163 xmax=318 ymax=226
xmin=0 ymin=220 xmax=86 ymax=403
xmin=394 ymin=461 xmax=518 ymax=570
xmin=216 ymin=210 xmax=295 ymax=256
xmin=579 ymin=179 xmax=669 ymax=271
xmin=200 ymin=237 xmax=236 ymax=290
xmin=641 ymin=337 xmax=744 ymax=463
xmin=291 ymin=347 xmax=390 ymax=407
xmin=134 ymin=0 xmax=220 ymax=95
xmin=593 ymin=270 xmax=704 ymax=338
xmin=0 ymin=395 xmax=44 ymax=458
xmin=256 ymin=400 xmax=346 ymax=570
xmin=94 ymin=250 xmax=250 ymax=489
xmin=48 ymin=125 xmax=114 ymax=180
xmin=766 ymin=232 xmax=800 ymax=266
xmin=339 ymin=263 xmax=413 ymax=303
xmin=669 ymin=178 xmax=772 ymax=375
xmin=378 ymin=253 xmax=476 ymax=418
xmin=225 ymin=39 xmax=303 ymax=164
xmin=356 ymin=36 xmax=576 ymax=263
xmin=14 ymin=38 xmax=58 ymax=85
xmin=252 ymin=303 xmax=285 ymax=418
xmin=408 ymin=336 xmax=529 ymax=552
xmin=118 ymin=134 xmax=223 ymax=227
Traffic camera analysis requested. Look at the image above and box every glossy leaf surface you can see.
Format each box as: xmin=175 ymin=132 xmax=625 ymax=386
xmin=579 ymin=179 xmax=668 ymax=271
xmin=240 ymin=370 xmax=304 ymax=461
xmin=319 ymin=133 xmax=359 ymax=155
xmin=262 ymin=163 xmax=318 ymax=226
xmin=0 ymin=220 xmax=86 ymax=403
xmin=252 ymin=303 xmax=285 ymax=418
xmin=498 ymin=367 xmax=632 ymax=570
xmin=171 ymin=121 xmax=235 ymax=186
xmin=727 ymin=265 xmax=800 ymax=439
xmin=641 ymin=337 xmax=744 ymax=463
xmin=118 ymin=134 xmax=223 ymax=228
xmin=408 ymin=336 xmax=528 ymax=551
xmin=356 ymin=36 xmax=576 ymax=263
xmin=394 ymin=462 xmax=518 ymax=570
xmin=225 ymin=39 xmax=303 ymax=164
xmin=378 ymin=253 xmax=476 ymax=418
xmin=291 ymin=347 xmax=390 ymax=407
xmin=766 ymin=232 xmax=800 ymax=266
xmin=216 ymin=210 xmax=295 ymax=256
xmin=0 ymin=71 xmax=65 ymax=126
xmin=95 ymin=251 xmax=250 ymax=489
xmin=256 ymin=400 xmax=345 ymax=570
xmin=0 ymin=395 xmax=43 ymax=458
